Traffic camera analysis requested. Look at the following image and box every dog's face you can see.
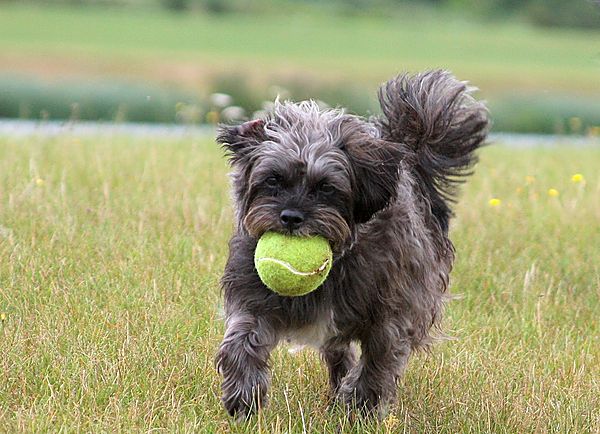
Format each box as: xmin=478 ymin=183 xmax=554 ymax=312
xmin=218 ymin=101 xmax=403 ymax=254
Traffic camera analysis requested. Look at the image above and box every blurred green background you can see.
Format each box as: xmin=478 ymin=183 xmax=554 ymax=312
xmin=0 ymin=0 xmax=599 ymax=134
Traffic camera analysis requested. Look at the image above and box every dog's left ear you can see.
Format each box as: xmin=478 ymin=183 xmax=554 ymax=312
xmin=344 ymin=136 xmax=403 ymax=223
xmin=217 ymin=119 xmax=267 ymax=165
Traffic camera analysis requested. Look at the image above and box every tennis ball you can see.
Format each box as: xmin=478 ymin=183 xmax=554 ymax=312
xmin=254 ymin=232 xmax=332 ymax=297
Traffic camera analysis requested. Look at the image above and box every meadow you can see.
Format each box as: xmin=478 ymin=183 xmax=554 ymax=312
xmin=1 ymin=4 xmax=599 ymax=96
xmin=0 ymin=134 xmax=598 ymax=432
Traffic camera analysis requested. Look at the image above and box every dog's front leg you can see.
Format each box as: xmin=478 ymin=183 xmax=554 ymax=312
xmin=216 ymin=311 xmax=278 ymax=419
xmin=337 ymin=325 xmax=410 ymax=418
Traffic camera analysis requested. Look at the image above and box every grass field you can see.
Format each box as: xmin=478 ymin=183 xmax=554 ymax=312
xmin=1 ymin=3 xmax=599 ymax=97
xmin=0 ymin=135 xmax=599 ymax=432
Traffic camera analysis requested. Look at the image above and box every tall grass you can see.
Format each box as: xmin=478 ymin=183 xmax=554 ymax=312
xmin=0 ymin=135 xmax=598 ymax=431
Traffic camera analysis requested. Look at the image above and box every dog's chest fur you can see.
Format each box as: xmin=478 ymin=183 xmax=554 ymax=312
xmin=282 ymin=309 xmax=336 ymax=350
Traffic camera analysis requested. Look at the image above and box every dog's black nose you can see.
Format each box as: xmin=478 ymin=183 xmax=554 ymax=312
xmin=280 ymin=209 xmax=304 ymax=229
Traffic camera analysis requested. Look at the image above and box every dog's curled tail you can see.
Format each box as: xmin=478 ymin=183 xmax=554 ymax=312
xmin=377 ymin=70 xmax=490 ymax=228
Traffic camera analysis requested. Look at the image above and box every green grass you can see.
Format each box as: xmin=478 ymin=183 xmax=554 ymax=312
xmin=0 ymin=136 xmax=599 ymax=432
xmin=0 ymin=3 xmax=599 ymax=96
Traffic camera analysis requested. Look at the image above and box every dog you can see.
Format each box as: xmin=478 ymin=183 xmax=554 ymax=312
xmin=215 ymin=70 xmax=489 ymax=419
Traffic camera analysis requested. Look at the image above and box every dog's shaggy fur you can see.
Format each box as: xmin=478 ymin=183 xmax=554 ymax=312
xmin=215 ymin=70 xmax=489 ymax=419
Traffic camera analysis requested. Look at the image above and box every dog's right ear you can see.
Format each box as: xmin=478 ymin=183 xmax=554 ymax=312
xmin=217 ymin=119 xmax=266 ymax=165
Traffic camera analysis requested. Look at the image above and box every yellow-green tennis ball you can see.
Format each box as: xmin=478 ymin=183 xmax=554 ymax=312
xmin=254 ymin=232 xmax=332 ymax=297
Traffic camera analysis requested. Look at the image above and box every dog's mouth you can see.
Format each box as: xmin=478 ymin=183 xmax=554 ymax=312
xmin=243 ymin=203 xmax=351 ymax=256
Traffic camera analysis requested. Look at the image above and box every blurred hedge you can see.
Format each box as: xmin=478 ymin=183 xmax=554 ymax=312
xmin=0 ymin=76 xmax=205 ymax=123
xmin=8 ymin=0 xmax=600 ymax=28
xmin=2 ymin=75 xmax=600 ymax=136
xmin=526 ymin=0 xmax=600 ymax=29
xmin=488 ymin=94 xmax=600 ymax=135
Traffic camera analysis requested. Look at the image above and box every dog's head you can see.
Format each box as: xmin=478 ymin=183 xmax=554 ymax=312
xmin=217 ymin=101 xmax=403 ymax=254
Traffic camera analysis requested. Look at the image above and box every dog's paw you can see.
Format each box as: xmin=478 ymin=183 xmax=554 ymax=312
xmin=336 ymin=371 xmax=394 ymax=419
xmin=222 ymin=397 xmax=252 ymax=421
xmin=222 ymin=385 xmax=268 ymax=421
xmin=216 ymin=338 xmax=271 ymax=420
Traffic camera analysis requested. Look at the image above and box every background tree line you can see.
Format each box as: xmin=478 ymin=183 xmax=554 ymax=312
xmin=3 ymin=0 xmax=600 ymax=29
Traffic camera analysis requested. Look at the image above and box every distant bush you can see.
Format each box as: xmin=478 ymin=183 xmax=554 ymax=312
xmin=526 ymin=0 xmax=600 ymax=29
xmin=7 ymin=0 xmax=600 ymax=28
xmin=489 ymin=94 xmax=600 ymax=135
xmin=2 ymin=75 xmax=599 ymax=135
xmin=209 ymin=74 xmax=264 ymax=115
xmin=202 ymin=0 xmax=236 ymax=14
xmin=447 ymin=0 xmax=525 ymax=16
xmin=208 ymin=73 xmax=380 ymax=118
xmin=0 ymin=76 xmax=205 ymax=123
xmin=282 ymin=78 xmax=379 ymax=116
xmin=162 ymin=0 xmax=191 ymax=12
xmin=210 ymin=73 xmax=600 ymax=136
xmin=442 ymin=0 xmax=600 ymax=28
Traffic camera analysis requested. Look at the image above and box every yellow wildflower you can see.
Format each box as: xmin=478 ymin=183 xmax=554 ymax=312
xmin=548 ymin=188 xmax=559 ymax=197
xmin=35 ymin=178 xmax=45 ymax=187
xmin=571 ymin=173 xmax=584 ymax=183
xmin=488 ymin=198 xmax=501 ymax=207
xmin=525 ymin=175 xmax=535 ymax=184
xmin=384 ymin=413 xmax=399 ymax=431
xmin=0 ymin=312 xmax=6 ymax=322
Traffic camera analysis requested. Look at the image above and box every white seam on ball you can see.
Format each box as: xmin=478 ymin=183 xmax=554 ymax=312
xmin=256 ymin=257 xmax=329 ymax=276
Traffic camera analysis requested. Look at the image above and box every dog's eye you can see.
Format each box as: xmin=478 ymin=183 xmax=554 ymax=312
xmin=264 ymin=176 xmax=281 ymax=187
xmin=318 ymin=182 xmax=335 ymax=195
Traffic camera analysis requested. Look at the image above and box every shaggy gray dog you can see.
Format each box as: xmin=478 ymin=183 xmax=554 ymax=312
xmin=215 ymin=70 xmax=489 ymax=419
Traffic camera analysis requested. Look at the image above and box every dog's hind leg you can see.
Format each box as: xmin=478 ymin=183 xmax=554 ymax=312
xmin=215 ymin=312 xmax=278 ymax=420
xmin=320 ymin=338 xmax=358 ymax=395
